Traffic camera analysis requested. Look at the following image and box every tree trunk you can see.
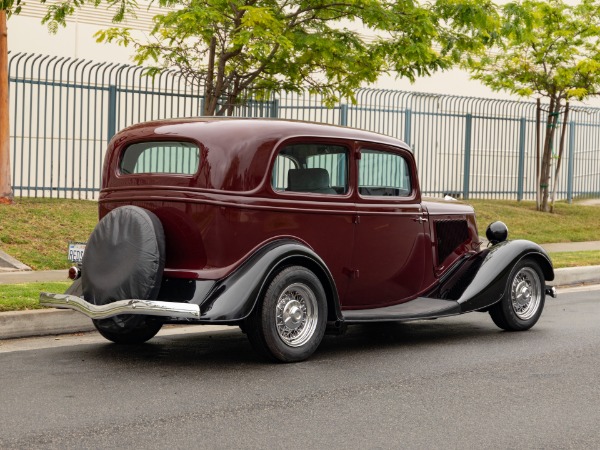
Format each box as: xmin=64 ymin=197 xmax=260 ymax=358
xmin=203 ymin=37 xmax=217 ymax=116
xmin=0 ymin=10 xmax=13 ymax=204
xmin=550 ymin=102 xmax=569 ymax=213
xmin=539 ymin=97 xmax=560 ymax=212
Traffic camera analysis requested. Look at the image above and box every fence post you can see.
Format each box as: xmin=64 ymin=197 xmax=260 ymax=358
xmin=517 ymin=117 xmax=527 ymax=201
xmin=567 ymin=121 xmax=576 ymax=204
xmin=404 ymin=108 xmax=412 ymax=147
xmin=107 ymin=85 xmax=117 ymax=142
xmin=463 ymin=114 xmax=472 ymax=200
xmin=270 ymin=99 xmax=279 ymax=118
xmin=339 ymin=104 xmax=348 ymax=127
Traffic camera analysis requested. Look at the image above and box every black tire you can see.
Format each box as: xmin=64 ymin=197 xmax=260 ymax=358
xmin=246 ymin=266 xmax=327 ymax=362
xmin=489 ymin=258 xmax=545 ymax=331
xmin=93 ymin=316 xmax=163 ymax=344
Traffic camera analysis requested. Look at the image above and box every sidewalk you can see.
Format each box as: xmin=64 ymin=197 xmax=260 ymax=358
xmin=541 ymin=241 xmax=600 ymax=252
xmin=0 ymin=269 xmax=69 ymax=284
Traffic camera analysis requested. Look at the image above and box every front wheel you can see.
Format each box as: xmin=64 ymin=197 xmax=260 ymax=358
xmin=93 ymin=315 xmax=163 ymax=344
xmin=489 ymin=258 xmax=545 ymax=331
xmin=246 ymin=266 xmax=327 ymax=362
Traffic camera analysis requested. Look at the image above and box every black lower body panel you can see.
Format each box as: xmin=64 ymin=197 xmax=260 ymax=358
xmin=342 ymin=298 xmax=461 ymax=323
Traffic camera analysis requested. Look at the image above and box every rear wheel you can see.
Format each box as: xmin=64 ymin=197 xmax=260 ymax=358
xmin=93 ymin=315 xmax=163 ymax=344
xmin=246 ymin=266 xmax=327 ymax=362
xmin=489 ymin=258 xmax=545 ymax=331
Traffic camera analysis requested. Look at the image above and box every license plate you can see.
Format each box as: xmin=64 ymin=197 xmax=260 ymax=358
xmin=68 ymin=242 xmax=86 ymax=263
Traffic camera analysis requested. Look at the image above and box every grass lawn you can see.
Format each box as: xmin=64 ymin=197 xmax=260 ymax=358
xmin=548 ymin=251 xmax=600 ymax=268
xmin=0 ymin=197 xmax=599 ymax=313
xmin=0 ymin=198 xmax=97 ymax=270
xmin=468 ymin=199 xmax=600 ymax=243
xmin=0 ymin=282 xmax=71 ymax=312
xmin=0 ymin=198 xmax=599 ymax=271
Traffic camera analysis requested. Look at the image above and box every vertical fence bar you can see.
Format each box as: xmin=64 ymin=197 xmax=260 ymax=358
xmin=517 ymin=117 xmax=527 ymax=201
xmin=11 ymin=56 xmax=18 ymax=197
xmin=107 ymin=84 xmax=117 ymax=142
xmin=463 ymin=113 xmax=472 ymax=200
xmin=567 ymin=120 xmax=576 ymax=204
xmin=339 ymin=104 xmax=348 ymax=126
xmin=270 ymin=98 xmax=279 ymax=118
xmin=404 ymin=108 xmax=412 ymax=147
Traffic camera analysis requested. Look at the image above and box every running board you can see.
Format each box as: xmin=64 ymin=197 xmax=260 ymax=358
xmin=342 ymin=298 xmax=461 ymax=323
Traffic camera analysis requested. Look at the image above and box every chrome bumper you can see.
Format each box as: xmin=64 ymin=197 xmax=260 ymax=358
xmin=39 ymin=292 xmax=200 ymax=320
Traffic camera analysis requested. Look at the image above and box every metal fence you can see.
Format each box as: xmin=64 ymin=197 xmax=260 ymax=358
xmin=9 ymin=52 xmax=600 ymax=201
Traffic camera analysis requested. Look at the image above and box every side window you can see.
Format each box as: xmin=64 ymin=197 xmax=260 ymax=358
xmin=272 ymin=143 xmax=348 ymax=195
xmin=359 ymin=149 xmax=411 ymax=197
xmin=120 ymin=141 xmax=200 ymax=175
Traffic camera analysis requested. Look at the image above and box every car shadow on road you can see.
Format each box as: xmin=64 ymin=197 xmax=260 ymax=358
xmin=73 ymin=314 xmax=536 ymax=371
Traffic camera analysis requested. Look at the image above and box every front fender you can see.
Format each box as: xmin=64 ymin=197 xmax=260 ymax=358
xmin=198 ymin=239 xmax=341 ymax=323
xmin=456 ymin=240 xmax=554 ymax=312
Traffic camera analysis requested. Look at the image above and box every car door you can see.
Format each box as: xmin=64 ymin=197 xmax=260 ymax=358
xmin=344 ymin=146 xmax=429 ymax=309
xmin=268 ymin=140 xmax=356 ymax=301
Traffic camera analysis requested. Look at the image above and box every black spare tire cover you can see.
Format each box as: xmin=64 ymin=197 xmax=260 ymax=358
xmin=82 ymin=206 xmax=166 ymax=305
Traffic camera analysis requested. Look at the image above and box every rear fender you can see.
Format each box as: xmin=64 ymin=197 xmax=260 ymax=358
xmin=198 ymin=240 xmax=341 ymax=323
xmin=455 ymin=240 xmax=554 ymax=312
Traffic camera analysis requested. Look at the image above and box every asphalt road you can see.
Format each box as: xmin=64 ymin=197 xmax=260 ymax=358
xmin=1 ymin=286 xmax=599 ymax=449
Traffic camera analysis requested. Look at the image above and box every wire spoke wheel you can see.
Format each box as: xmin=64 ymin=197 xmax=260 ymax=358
xmin=510 ymin=267 xmax=542 ymax=320
xmin=246 ymin=266 xmax=327 ymax=362
xmin=275 ymin=283 xmax=318 ymax=347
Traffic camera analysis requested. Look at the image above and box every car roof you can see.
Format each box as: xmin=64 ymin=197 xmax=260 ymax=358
xmin=112 ymin=118 xmax=411 ymax=192
xmin=119 ymin=117 xmax=409 ymax=150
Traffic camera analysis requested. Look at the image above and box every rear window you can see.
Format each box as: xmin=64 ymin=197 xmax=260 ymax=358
xmin=120 ymin=141 xmax=200 ymax=175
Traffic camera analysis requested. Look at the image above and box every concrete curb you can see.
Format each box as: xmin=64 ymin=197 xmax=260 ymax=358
xmin=0 ymin=309 xmax=95 ymax=340
xmin=553 ymin=265 xmax=600 ymax=287
xmin=0 ymin=250 xmax=31 ymax=271
xmin=0 ymin=266 xmax=598 ymax=341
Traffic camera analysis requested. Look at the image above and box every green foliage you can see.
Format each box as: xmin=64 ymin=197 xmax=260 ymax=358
xmin=467 ymin=0 xmax=600 ymax=212
xmin=9 ymin=0 xmax=499 ymax=115
xmin=1 ymin=0 xmax=22 ymax=15
xmin=468 ymin=0 xmax=600 ymax=100
xmin=94 ymin=0 xmax=499 ymax=115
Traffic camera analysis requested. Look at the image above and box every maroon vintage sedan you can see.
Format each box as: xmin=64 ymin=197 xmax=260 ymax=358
xmin=41 ymin=118 xmax=556 ymax=362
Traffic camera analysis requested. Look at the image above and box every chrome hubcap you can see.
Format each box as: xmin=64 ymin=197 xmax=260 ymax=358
xmin=275 ymin=283 xmax=318 ymax=347
xmin=511 ymin=267 xmax=542 ymax=320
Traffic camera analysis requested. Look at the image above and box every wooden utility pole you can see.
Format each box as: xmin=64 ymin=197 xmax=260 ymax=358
xmin=0 ymin=10 xmax=12 ymax=204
